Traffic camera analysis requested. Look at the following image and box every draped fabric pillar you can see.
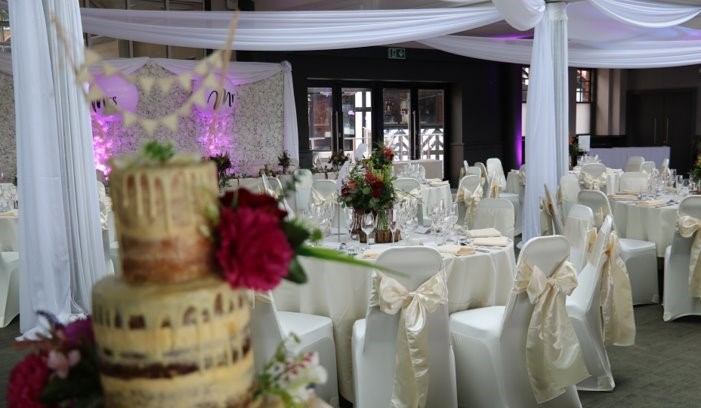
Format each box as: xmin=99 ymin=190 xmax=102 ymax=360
xmin=11 ymin=0 xmax=105 ymax=333
xmin=9 ymin=0 xmax=72 ymax=332
xmin=44 ymin=0 xmax=106 ymax=315
xmin=551 ymin=3 xmax=569 ymax=184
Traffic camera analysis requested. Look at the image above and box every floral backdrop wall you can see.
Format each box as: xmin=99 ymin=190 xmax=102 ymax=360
xmin=0 ymin=61 xmax=285 ymax=180
xmin=0 ymin=73 xmax=16 ymax=182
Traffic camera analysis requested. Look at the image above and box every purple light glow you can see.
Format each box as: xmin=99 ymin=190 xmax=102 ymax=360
xmin=514 ymin=116 xmax=523 ymax=166
xmin=91 ymin=114 xmax=117 ymax=177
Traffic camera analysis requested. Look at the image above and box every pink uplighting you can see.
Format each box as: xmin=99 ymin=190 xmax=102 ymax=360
xmin=197 ymin=111 xmax=233 ymax=157
xmin=91 ymin=114 xmax=117 ymax=177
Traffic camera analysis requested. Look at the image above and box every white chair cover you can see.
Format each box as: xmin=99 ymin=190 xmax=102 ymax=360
xmin=352 ymin=247 xmax=457 ymax=408
xmin=660 ymin=158 xmax=670 ymax=176
xmin=580 ymin=163 xmax=607 ymax=190
xmin=559 ymin=174 xmax=581 ymax=219
xmin=486 ymin=157 xmax=507 ymax=189
xmin=664 ymin=196 xmax=701 ymax=321
xmin=474 ymin=198 xmax=514 ymax=239
xmin=456 ymin=175 xmax=482 ymax=228
xmin=294 ymin=168 xmax=314 ymax=213
xmin=564 ymin=204 xmax=596 ymax=273
xmin=619 ymin=172 xmax=649 ymax=194
xmin=250 ymin=291 xmax=340 ymax=407
xmin=578 ymin=189 xmax=659 ymax=305
xmin=600 ymin=230 xmax=636 ymax=347
xmin=449 ymin=236 xmax=584 ymax=407
xmin=625 ymin=156 xmax=645 ymax=172
xmin=0 ymin=251 xmax=19 ymax=327
xmin=641 ymin=161 xmax=656 ymax=175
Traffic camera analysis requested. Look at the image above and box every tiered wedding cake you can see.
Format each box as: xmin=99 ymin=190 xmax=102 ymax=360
xmin=91 ymin=159 xmax=254 ymax=407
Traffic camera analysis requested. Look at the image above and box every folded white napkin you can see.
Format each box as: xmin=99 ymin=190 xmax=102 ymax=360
xmin=0 ymin=209 xmax=18 ymax=217
xmin=362 ymin=248 xmax=384 ymax=259
xmin=466 ymin=228 xmax=502 ymax=238
xmin=429 ymin=180 xmax=450 ymax=187
xmin=609 ymin=194 xmax=638 ymax=200
xmin=636 ymin=199 xmax=667 ymax=207
xmin=437 ymin=245 xmax=476 ymax=256
xmin=473 ymin=236 xmax=510 ymax=247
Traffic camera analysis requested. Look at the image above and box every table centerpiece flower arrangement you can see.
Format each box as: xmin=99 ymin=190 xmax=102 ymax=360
xmin=7 ymin=141 xmax=389 ymax=408
xmin=339 ymin=144 xmax=397 ymax=243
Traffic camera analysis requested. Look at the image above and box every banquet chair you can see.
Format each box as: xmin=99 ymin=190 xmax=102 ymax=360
xmin=625 ymin=156 xmax=645 ymax=172
xmin=566 ymin=216 xmax=615 ymax=391
xmin=266 ymin=175 xmax=294 ymax=215
xmin=250 ymin=292 xmax=340 ymax=407
xmin=619 ymin=171 xmax=649 ymax=193
xmin=564 ymin=204 xmax=595 ymax=274
xmin=312 ymin=179 xmax=338 ymax=198
xmin=293 ymin=168 xmax=314 ymax=214
xmin=663 ymin=196 xmax=701 ymax=321
xmin=474 ymin=198 xmax=515 ymax=239
xmin=0 ymin=251 xmax=19 ymax=327
xmin=545 ymin=184 xmax=565 ymax=235
xmin=641 ymin=161 xmax=656 ymax=175
xmin=393 ymin=177 xmax=423 ymax=226
xmin=660 ymin=158 xmax=670 ymax=173
xmin=456 ymin=175 xmax=482 ymax=228
xmin=351 ymin=247 xmax=457 ymax=408
xmin=474 ymin=162 xmax=489 ymax=190
xmin=465 ymin=166 xmax=483 ymax=189
xmin=449 ymin=236 xmax=583 ymax=408
xmin=560 ymin=174 xmax=581 ymax=219
xmin=463 ymin=160 xmax=469 ymax=174
xmin=486 ymin=157 xmax=507 ymax=188
xmin=578 ymin=189 xmax=659 ymax=304
xmin=580 ymin=163 xmax=607 ymax=190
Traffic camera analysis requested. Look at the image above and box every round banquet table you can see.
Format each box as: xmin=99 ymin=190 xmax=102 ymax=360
xmin=419 ymin=181 xmax=453 ymax=221
xmin=610 ymin=194 xmax=679 ymax=257
xmin=272 ymin=240 xmax=516 ymax=401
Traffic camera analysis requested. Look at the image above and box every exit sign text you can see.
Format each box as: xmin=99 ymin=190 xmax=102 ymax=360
xmin=388 ymin=47 xmax=406 ymax=60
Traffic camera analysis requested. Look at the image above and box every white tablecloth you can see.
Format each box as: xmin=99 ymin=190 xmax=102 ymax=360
xmin=0 ymin=211 xmax=18 ymax=251
xmin=393 ymin=159 xmax=444 ymax=180
xmin=420 ymin=182 xmax=453 ymax=221
xmin=273 ymin=240 xmax=516 ymax=400
xmin=610 ymin=194 xmax=678 ymax=257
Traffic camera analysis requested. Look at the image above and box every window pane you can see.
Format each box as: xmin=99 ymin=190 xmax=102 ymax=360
xmin=308 ymin=87 xmax=333 ymax=161
xmin=382 ymin=89 xmax=411 ymax=161
xmin=576 ymin=104 xmax=591 ymax=135
xmin=418 ymin=89 xmax=444 ymax=160
xmin=341 ymin=88 xmax=372 ymax=155
xmin=576 ymin=69 xmax=592 ymax=103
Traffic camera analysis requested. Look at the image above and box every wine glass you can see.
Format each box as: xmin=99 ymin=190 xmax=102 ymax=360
xmin=388 ymin=209 xmax=398 ymax=244
xmin=343 ymin=206 xmax=357 ymax=254
xmin=360 ymin=212 xmax=376 ymax=250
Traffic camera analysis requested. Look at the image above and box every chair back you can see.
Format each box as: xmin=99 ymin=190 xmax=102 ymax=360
xmin=560 ymin=174 xmax=581 ymax=218
xmin=578 ymin=189 xmax=613 ymax=229
xmin=499 ymin=236 xmax=578 ymax=407
xmin=270 ymin=176 xmax=294 ymax=215
xmin=641 ymin=161 xmax=656 ymax=174
xmin=625 ymin=156 xmax=645 ymax=172
xmin=458 ymin=175 xmax=481 ymax=194
xmin=465 ymin=166 xmax=482 ymax=178
xmin=312 ymin=179 xmax=338 ymax=198
xmin=457 ymin=175 xmax=482 ymax=227
xmin=660 ymin=158 xmax=670 ymax=171
xmin=249 ymin=292 xmax=286 ymax=374
xmin=581 ymin=162 xmax=607 ymax=179
xmin=665 ymin=196 xmax=701 ymax=320
xmin=393 ymin=177 xmax=421 ymax=194
xmin=565 ymin=204 xmax=595 ymax=273
xmin=619 ymin=171 xmax=649 ymax=193
xmin=568 ymin=216 xmax=612 ymax=312
xmin=474 ymin=162 xmax=488 ymax=180
xmin=294 ymin=169 xmax=314 ymax=212
xmin=362 ymin=247 xmax=455 ymax=408
xmin=474 ymin=198 xmax=515 ymax=239
xmin=544 ymin=184 xmax=565 ymax=235
xmin=463 ymin=160 xmax=470 ymax=174
xmin=486 ymin=157 xmax=507 ymax=187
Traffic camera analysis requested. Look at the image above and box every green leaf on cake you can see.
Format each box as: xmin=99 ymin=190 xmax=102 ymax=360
xmin=141 ymin=140 xmax=175 ymax=163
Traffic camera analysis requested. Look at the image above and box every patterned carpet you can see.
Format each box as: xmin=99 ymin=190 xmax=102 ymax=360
xmin=1 ymin=305 xmax=700 ymax=407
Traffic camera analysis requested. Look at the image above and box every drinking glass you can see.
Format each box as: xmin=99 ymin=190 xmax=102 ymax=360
xmin=388 ymin=209 xmax=398 ymax=244
xmin=360 ymin=212 xmax=377 ymax=249
xmin=343 ymin=206 xmax=357 ymax=254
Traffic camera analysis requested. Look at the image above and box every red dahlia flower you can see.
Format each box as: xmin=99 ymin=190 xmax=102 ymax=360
xmin=7 ymin=353 xmax=50 ymax=408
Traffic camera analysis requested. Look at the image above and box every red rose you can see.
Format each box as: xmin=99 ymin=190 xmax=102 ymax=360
xmin=7 ymin=353 xmax=50 ymax=408
xmin=383 ymin=147 xmax=394 ymax=161
xmin=220 ymin=189 xmax=287 ymax=220
xmin=215 ymin=207 xmax=293 ymax=291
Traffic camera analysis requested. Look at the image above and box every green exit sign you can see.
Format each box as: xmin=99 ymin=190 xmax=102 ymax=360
xmin=388 ymin=47 xmax=406 ymax=60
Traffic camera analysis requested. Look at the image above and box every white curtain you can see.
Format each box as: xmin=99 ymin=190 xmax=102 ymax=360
xmin=44 ymin=0 xmax=106 ymax=316
xmin=9 ymin=0 xmax=72 ymax=333
xmin=551 ymin=4 xmax=569 ymax=189
xmin=78 ymin=7 xmax=502 ymax=50
xmin=588 ymin=0 xmax=701 ymax=28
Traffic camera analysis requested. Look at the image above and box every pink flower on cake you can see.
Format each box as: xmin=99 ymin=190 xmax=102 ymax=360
xmin=62 ymin=317 xmax=95 ymax=347
xmin=47 ymin=350 xmax=81 ymax=379
xmin=215 ymin=206 xmax=293 ymax=291
xmin=6 ymin=353 xmax=50 ymax=408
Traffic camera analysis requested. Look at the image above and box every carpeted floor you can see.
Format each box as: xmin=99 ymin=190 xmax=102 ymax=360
xmin=1 ymin=305 xmax=699 ymax=408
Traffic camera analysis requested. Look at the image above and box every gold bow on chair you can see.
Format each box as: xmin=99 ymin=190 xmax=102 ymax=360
xmin=369 ymin=271 xmax=449 ymax=408
xmin=513 ymin=260 xmax=589 ymax=403
xmin=488 ymin=177 xmax=502 ymax=198
xmin=676 ymin=215 xmax=701 ymax=298
xmin=518 ymin=170 xmax=526 ymax=186
xmin=311 ymin=187 xmax=337 ymax=205
xmin=457 ymin=185 xmax=482 ymax=229
xmin=580 ymin=172 xmax=607 ymax=190
xmin=600 ymin=232 xmax=636 ymax=346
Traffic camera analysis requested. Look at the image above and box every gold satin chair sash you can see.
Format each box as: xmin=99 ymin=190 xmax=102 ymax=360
xmin=676 ymin=215 xmax=701 ymax=298
xmin=488 ymin=178 xmax=502 ymax=198
xmin=600 ymin=232 xmax=636 ymax=346
xmin=518 ymin=170 xmax=526 ymax=186
xmin=513 ymin=260 xmax=589 ymax=403
xmin=457 ymin=185 xmax=482 ymax=228
xmin=369 ymin=271 xmax=449 ymax=408
xmin=580 ymin=172 xmax=607 ymax=190
xmin=311 ymin=187 xmax=337 ymax=205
